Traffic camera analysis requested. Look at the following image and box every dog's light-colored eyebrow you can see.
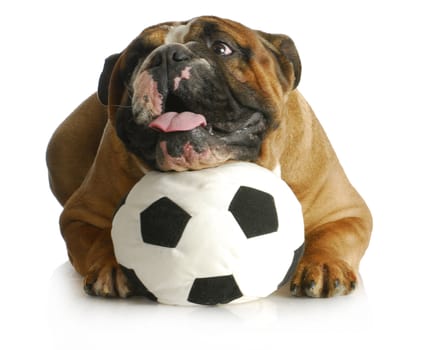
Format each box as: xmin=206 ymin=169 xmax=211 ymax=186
xmin=164 ymin=22 xmax=192 ymax=44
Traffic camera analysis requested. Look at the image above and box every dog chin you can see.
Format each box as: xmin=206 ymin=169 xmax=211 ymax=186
xmin=155 ymin=141 xmax=230 ymax=171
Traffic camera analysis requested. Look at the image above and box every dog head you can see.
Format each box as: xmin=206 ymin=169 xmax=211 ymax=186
xmin=98 ymin=16 xmax=301 ymax=171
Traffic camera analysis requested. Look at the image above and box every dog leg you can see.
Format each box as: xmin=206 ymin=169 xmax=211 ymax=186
xmin=290 ymin=217 xmax=370 ymax=297
xmin=287 ymin=161 xmax=372 ymax=298
xmin=59 ymin=123 xmax=145 ymax=297
xmin=271 ymin=92 xmax=373 ymax=298
xmin=63 ymin=223 xmax=134 ymax=297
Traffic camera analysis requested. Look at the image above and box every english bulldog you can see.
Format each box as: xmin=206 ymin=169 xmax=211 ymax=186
xmin=47 ymin=16 xmax=372 ymax=298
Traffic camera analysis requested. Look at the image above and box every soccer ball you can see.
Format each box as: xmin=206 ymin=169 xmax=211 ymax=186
xmin=111 ymin=162 xmax=304 ymax=305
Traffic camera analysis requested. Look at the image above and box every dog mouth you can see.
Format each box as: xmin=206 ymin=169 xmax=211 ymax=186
xmin=164 ymin=93 xmax=191 ymax=114
xmin=150 ymin=104 xmax=266 ymax=171
xmin=153 ymin=92 xmax=266 ymax=136
xmin=121 ymin=68 xmax=267 ymax=171
xmin=149 ymin=94 xmax=208 ymax=133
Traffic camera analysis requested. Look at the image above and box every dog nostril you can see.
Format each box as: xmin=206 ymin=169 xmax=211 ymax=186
xmin=149 ymin=53 xmax=163 ymax=67
xmin=146 ymin=45 xmax=190 ymax=69
xmin=172 ymin=50 xmax=189 ymax=62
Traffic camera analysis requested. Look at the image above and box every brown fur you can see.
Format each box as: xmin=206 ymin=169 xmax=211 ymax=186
xmin=47 ymin=17 xmax=372 ymax=298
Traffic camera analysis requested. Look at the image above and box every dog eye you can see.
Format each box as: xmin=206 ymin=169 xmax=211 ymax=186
xmin=211 ymin=41 xmax=233 ymax=56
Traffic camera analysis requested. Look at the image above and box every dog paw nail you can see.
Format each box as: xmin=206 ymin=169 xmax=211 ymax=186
xmin=350 ymin=281 xmax=356 ymax=290
xmin=290 ymin=283 xmax=298 ymax=294
xmin=334 ymin=279 xmax=340 ymax=288
xmin=84 ymin=284 xmax=94 ymax=295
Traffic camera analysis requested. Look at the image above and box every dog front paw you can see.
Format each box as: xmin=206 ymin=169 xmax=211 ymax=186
xmin=290 ymin=257 xmax=357 ymax=298
xmin=84 ymin=263 xmax=138 ymax=298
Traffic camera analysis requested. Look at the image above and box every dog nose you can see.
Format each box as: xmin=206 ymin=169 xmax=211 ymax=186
xmin=170 ymin=45 xmax=190 ymax=62
xmin=146 ymin=44 xmax=191 ymax=68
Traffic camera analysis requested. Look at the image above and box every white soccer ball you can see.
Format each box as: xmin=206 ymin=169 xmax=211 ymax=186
xmin=112 ymin=162 xmax=304 ymax=305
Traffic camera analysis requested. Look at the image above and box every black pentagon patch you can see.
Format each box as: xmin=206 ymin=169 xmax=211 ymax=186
xmin=140 ymin=197 xmax=191 ymax=248
xmin=228 ymin=186 xmax=278 ymax=238
xmin=188 ymin=275 xmax=243 ymax=305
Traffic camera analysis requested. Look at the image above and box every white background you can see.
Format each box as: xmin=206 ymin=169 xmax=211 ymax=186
xmin=1 ymin=0 xmax=425 ymax=349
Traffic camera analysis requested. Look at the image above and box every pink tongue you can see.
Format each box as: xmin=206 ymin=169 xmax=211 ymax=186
xmin=149 ymin=112 xmax=207 ymax=133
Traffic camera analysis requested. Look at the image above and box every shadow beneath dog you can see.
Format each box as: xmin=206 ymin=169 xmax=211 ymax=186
xmin=48 ymin=262 xmax=371 ymax=349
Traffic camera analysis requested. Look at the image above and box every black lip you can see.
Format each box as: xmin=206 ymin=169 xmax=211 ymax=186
xmin=115 ymin=105 xmax=158 ymax=163
xmin=211 ymin=112 xmax=265 ymax=134
xmin=216 ymin=114 xmax=266 ymax=147
xmin=159 ymin=127 xmax=213 ymax=157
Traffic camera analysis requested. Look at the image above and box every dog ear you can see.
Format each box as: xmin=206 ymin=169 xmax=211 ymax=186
xmin=97 ymin=53 xmax=121 ymax=105
xmin=257 ymin=31 xmax=301 ymax=89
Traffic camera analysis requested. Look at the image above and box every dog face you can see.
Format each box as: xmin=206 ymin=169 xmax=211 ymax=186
xmin=99 ymin=16 xmax=301 ymax=171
